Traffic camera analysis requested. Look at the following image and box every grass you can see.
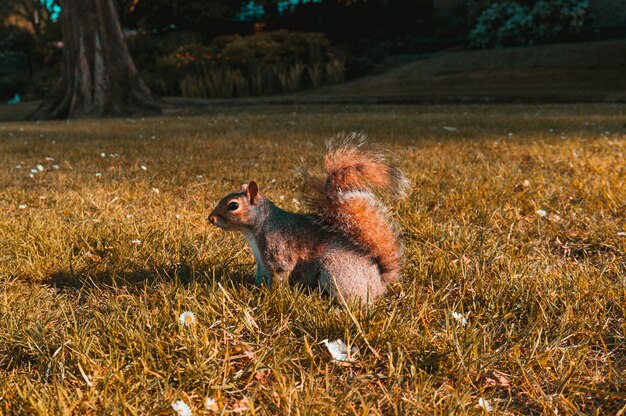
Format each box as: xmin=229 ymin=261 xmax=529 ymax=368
xmin=305 ymin=40 xmax=626 ymax=100
xmin=0 ymin=103 xmax=625 ymax=415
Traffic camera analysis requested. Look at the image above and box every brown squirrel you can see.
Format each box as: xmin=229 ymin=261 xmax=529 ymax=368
xmin=208 ymin=139 xmax=409 ymax=304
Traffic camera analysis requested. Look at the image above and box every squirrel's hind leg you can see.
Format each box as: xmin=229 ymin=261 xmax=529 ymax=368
xmin=318 ymin=244 xmax=387 ymax=305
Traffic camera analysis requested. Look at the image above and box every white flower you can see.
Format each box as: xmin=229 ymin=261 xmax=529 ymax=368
xmin=141 ymin=165 xmax=148 ymax=171
xmin=15 ymin=165 xmax=22 ymax=169
xmin=172 ymin=400 xmax=192 ymax=416
xmin=95 ymin=172 xmax=102 ymax=178
xmin=322 ymin=339 xmax=358 ymax=362
xmin=130 ymin=239 xmax=141 ymax=245
xmin=205 ymin=397 xmax=218 ymax=412
xmin=452 ymin=311 xmax=467 ymax=326
xmin=152 ymin=188 xmax=160 ymax=194
xmin=101 ymin=152 xmax=106 ymax=157
xmin=35 ymin=164 xmax=45 ymax=172
xmin=45 ymin=157 xmax=55 ymax=161
xmin=536 ymin=209 xmax=547 ymax=217
xmin=179 ymin=311 xmax=196 ymax=326
xmin=478 ymin=397 xmax=493 ymax=412
xmin=18 ymin=204 xmax=27 ymax=209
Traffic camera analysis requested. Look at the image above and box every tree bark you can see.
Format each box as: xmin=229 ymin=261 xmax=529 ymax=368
xmin=31 ymin=0 xmax=162 ymax=119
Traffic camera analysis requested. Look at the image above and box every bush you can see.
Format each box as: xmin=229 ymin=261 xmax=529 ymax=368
xmin=0 ymin=25 xmax=35 ymax=53
xmin=143 ymin=30 xmax=345 ymax=98
xmin=469 ymin=0 xmax=590 ymax=48
xmin=0 ymin=23 xmax=63 ymax=100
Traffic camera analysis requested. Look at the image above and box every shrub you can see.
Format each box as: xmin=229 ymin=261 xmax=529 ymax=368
xmin=324 ymin=57 xmax=346 ymax=84
xmin=469 ymin=0 xmax=590 ymax=48
xmin=0 ymin=24 xmax=61 ymax=100
xmin=145 ymin=30 xmax=345 ymax=98
xmin=0 ymin=25 xmax=35 ymax=53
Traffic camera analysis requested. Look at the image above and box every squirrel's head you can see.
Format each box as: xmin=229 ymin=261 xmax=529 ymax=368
xmin=208 ymin=181 xmax=264 ymax=231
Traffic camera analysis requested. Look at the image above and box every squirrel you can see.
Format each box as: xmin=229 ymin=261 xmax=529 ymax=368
xmin=208 ymin=138 xmax=409 ymax=304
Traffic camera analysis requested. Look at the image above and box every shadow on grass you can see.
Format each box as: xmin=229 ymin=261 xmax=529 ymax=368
xmin=43 ymin=261 xmax=254 ymax=293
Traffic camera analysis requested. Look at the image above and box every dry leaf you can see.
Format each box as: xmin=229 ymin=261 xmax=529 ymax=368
xmin=478 ymin=397 xmax=493 ymax=412
xmin=232 ymin=397 xmax=249 ymax=413
xmin=482 ymin=370 xmax=511 ymax=389
xmin=205 ymin=397 xmax=219 ymax=412
xmin=322 ymin=339 xmax=359 ymax=362
xmin=254 ymin=368 xmax=272 ymax=385
xmin=84 ymin=252 xmax=102 ymax=262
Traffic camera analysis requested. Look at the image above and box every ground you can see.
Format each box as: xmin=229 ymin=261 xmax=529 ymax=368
xmin=0 ymin=104 xmax=625 ymax=414
xmin=304 ymin=40 xmax=626 ymax=101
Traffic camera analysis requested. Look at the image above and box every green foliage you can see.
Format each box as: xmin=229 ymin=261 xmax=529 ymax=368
xmin=143 ymin=30 xmax=345 ymax=98
xmin=469 ymin=0 xmax=591 ymax=48
xmin=0 ymin=104 xmax=624 ymax=414
xmin=0 ymin=24 xmax=35 ymax=52
xmin=0 ymin=2 xmax=62 ymax=100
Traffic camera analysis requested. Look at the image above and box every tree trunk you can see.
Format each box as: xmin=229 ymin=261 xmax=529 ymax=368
xmin=31 ymin=0 xmax=162 ymax=119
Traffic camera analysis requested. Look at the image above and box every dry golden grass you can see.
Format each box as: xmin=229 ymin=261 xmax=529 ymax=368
xmin=0 ymin=104 xmax=625 ymax=415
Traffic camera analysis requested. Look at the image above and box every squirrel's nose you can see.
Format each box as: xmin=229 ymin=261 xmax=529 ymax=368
xmin=208 ymin=215 xmax=217 ymax=225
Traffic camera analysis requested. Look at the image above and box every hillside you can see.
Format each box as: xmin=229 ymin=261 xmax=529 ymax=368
xmin=302 ymin=39 xmax=626 ymax=101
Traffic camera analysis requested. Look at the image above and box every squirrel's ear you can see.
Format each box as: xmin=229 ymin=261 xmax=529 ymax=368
xmin=247 ymin=181 xmax=259 ymax=204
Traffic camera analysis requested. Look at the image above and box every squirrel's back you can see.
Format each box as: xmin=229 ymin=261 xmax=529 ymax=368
xmin=303 ymin=137 xmax=409 ymax=282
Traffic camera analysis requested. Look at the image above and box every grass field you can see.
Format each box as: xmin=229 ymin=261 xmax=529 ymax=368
xmin=305 ymin=40 xmax=626 ymax=101
xmin=0 ymin=104 xmax=625 ymax=415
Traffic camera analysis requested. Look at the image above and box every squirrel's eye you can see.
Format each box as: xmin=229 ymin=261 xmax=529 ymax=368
xmin=227 ymin=201 xmax=239 ymax=211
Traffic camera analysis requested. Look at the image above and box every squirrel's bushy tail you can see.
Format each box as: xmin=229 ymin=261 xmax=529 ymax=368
xmin=304 ymin=135 xmax=409 ymax=282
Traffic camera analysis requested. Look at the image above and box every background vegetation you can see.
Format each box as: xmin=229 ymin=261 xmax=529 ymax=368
xmin=1 ymin=0 xmax=622 ymax=101
xmin=130 ymin=30 xmax=345 ymax=99
xmin=1 ymin=104 xmax=624 ymax=414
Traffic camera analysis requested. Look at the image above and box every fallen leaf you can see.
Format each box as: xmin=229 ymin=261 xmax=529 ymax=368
xmin=254 ymin=368 xmax=272 ymax=385
xmin=478 ymin=397 xmax=493 ymax=412
xmin=171 ymin=400 xmax=192 ymax=416
xmin=322 ymin=339 xmax=359 ymax=362
xmin=84 ymin=252 xmax=102 ymax=262
xmin=231 ymin=397 xmax=249 ymax=413
xmin=205 ymin=397 xmax=219 ymax=412
xmin=482 ymin=370 xmax=511 ymax=389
